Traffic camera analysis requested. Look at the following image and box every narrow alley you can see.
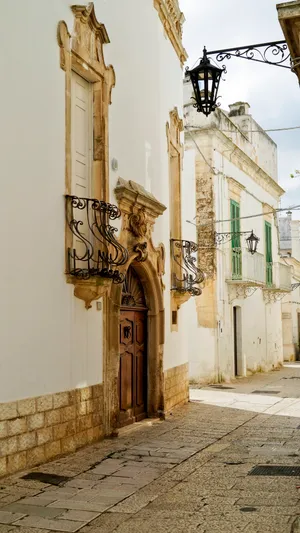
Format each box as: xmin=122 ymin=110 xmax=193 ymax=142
xmin=0 ymin=364 xmax=300 ymax=533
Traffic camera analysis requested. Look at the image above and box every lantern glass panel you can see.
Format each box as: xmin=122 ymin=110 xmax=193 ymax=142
xmin=246 ymin=232 xmax=259 ymax=255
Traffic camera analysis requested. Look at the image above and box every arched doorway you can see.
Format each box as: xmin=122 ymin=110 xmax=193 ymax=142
xmin=119 ymin=266 xmax=148 ymax=427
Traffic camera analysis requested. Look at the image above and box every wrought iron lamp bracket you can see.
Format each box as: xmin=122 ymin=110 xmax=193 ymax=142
xmin=207 ymin=40 xmax=291 ymax=70
xmin=215 ymin=231 xmax=251 ymax=246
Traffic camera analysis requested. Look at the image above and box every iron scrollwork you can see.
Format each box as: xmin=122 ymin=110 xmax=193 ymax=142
xmin=215 ymin=231 xmax=248 ymax=245
xmin=236 ymin=285 xmax=258 ymax=299
xmin=291 ymin=282 xmax=300 ymax=291
xmin=208 ymin=40 xmax=291 ymax=70
xmin=65 ymin=195 xmax=128 ymax=283
xmin=171 ymin=239 xmax=205 ymax=297
xmin=263 ymin=290 xmax=289 ymax=303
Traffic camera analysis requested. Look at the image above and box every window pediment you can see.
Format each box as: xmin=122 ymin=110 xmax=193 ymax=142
xmin=154 ymin=0 xmax=188 ymax=65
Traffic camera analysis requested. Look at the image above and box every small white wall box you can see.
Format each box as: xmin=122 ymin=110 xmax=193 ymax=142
xmin=111 ymin=158 xmax=118 ymax=171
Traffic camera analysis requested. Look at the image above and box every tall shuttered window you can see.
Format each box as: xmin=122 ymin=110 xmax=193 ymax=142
xmin=265 ymin=221 xmax=273 ymax=286
xmin=230 ymin=200 xmax=242 ymax=279
xmin=71 ymin=71 xmax=93 ymax=262
xmin=71 ymin=71 xmax=93 ymax=197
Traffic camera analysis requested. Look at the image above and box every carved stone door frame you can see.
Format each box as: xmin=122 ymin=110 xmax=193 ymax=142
xmin=103 ymin=256 xmax=165 ymax=435
xmin=119 ymin=266 xmax=148 ymax=427
xmin=103 ymin=179 xmax=166 ymax=436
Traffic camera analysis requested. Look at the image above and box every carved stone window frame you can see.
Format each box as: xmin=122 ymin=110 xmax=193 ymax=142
xmin=227 ymin=177 xmax=245 ymax=204
xmin=166 ymin=108 xmax=183 ymax=241
xmin=57 ymin=3 xmax=116 ymax=308
xmin=166 ymin=108 xmax=189 ymax=325
xmin=154 ymin=0 xmax=188 ymax=65
xmin=57 ymin=3 xmax=115 ymax=201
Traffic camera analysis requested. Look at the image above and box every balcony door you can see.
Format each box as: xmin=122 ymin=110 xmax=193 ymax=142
xmin=70 ymin=72 xmax=93 ymax=269
xmin=265 ymin=221 xmax=273 ymax=286
xmin=230 ymin=200 xmax=242 ymax=279
xmin=71 ymin=71 xmax=93 ymax=197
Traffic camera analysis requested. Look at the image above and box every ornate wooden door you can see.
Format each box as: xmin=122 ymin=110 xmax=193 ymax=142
xmin=119 ymin=267 xmax=147 ymax=427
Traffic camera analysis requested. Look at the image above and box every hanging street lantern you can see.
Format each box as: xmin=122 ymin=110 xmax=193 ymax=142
xmin=186 ymin=48 xmax=224 ymax=117
xmin=215 ymin=229 xmax=259 ymax=254
xmin=185 ymin=41 xmax=292 ymax=116
xmin=246 ymin=231 xmax=260 ymax=255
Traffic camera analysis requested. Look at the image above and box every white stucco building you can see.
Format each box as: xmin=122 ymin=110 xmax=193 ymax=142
xmin=0 ymin=0 xmax=192 ymax=476
xmin=182 ymin=82 xmax=291 ymax=383
xmin=279 ymin=213 xmax=300 ymax=360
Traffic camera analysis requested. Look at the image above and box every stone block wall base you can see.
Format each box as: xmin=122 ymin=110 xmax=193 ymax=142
xmin=283 ymin=343 xmax=296 ymax=362
xmin=164 ymin=362 xmax=189 ymax=413
xmin=0 ymin=384 xmax=104 ymax=478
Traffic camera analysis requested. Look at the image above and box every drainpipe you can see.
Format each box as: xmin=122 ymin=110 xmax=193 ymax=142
xmin=216 ymin=319 xmax=222 ymax=382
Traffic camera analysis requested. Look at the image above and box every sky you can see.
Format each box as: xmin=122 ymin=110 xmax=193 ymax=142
xmin=180 ymin=0 xmax=300 ymax=213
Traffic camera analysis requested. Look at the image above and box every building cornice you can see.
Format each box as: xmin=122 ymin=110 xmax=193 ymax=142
xmin=187 ymin=128 xmax=285 ymax=200
xmin=277 ymin=1 xmax=300 ymax=81
xmin=281 ymin=256 xmax=300 ymax=279
xmin=154 ymin=0 xmax=188 ymax=65
xmin=216 ymin=130 xmax=285 ymax=199
xmin=227 ymin=177 xmax=246 ymax=192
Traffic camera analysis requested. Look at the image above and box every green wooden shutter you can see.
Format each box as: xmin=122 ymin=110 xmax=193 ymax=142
xmin=231 ymin=200 xmax=242 ymax=279
xmin=265 ymin=221 xmax=273 ymax=286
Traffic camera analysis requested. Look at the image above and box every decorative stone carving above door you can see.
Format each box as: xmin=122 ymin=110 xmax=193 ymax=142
xmin=114 ymin=178 xmax=166 ymax=282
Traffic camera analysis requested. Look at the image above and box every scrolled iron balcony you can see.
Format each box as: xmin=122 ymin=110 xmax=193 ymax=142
xmin=65 ymin=195 xmax=128 ymax=283
xmin=170 ymin=239 xmax=205 ymax=297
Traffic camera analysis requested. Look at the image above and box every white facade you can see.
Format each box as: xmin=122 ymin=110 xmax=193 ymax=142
xmin=0 ymin=2 xmax=185 ymax=405
xmin=279 ymin=214 xmax=300 ymax=360
xmin=182 ymin=82 xmax=287 ymax=383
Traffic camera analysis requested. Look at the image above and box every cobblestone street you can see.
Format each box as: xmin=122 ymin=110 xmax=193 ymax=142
xmin=0 ymin=363 xmax=300 ymax=533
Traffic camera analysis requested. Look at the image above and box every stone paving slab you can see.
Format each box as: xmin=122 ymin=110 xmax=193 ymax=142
xmin=0 ymin=511 xmax=26 ymax=524
xmin=47 ymin=501 xmax=112 ymax=513
xmin=58 ymin=511 xmax=99 ymax=523
xmin=2 ymin=505 xmax=62 ymax=519
xmin=13 ymin=517 xmax=86 ymax=532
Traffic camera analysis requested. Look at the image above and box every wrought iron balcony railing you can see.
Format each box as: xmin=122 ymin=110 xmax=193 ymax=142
xmin=65 ymin=195 xmax=128 ymax=283
xmin=170 ymin=239 xmax=205 ymax=296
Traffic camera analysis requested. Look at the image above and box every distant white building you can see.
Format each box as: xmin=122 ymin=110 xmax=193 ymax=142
xmin=182 ymin=81 xmax=291 ymax=383
xmin=279 ymin=213 xmax=300 ymax=360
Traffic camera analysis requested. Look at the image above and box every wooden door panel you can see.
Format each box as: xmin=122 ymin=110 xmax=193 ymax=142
xmin=135 ymin=315 xmax=145 ymax=347
xmin=119 ymin=311 xmax=135 ymax=425
xmin=134 ymin=311 xmax=146 ymax=418
xmin=135 ymin=350 xmax=144 ymax=407
xmin=119 ymin=351 xmax=133 ymax=411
